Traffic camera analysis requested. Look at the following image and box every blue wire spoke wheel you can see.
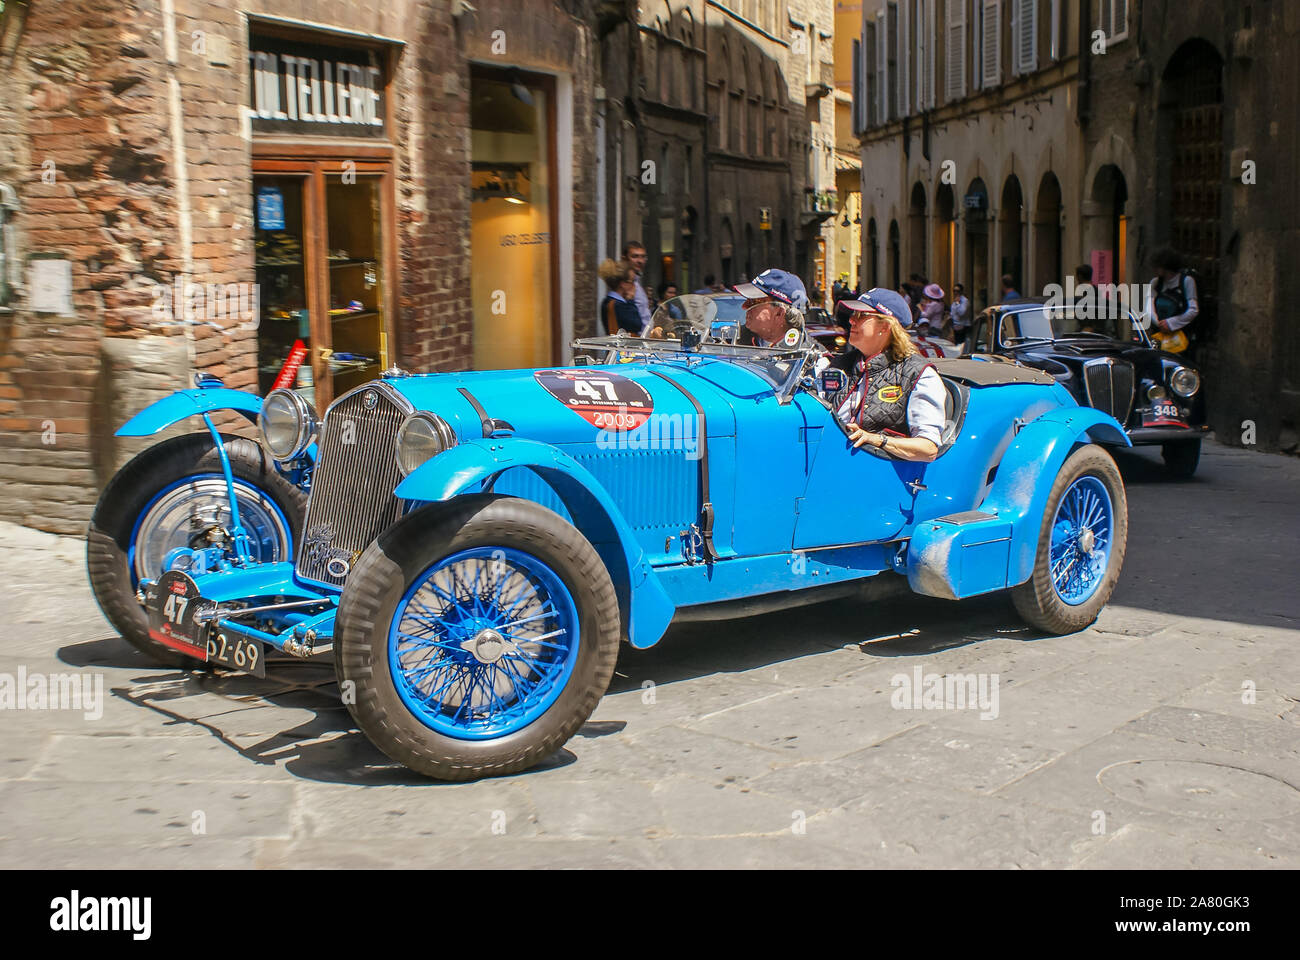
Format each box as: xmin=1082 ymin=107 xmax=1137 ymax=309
xmin=1011 ymin=445 xmax=1127 ymax=635
xmin=336 ymin=495 xmax=621 ymax=781
xmin=389 ymin=546 xmax=581 ymax=740
xmin=1048 ymin=476 xmax=1113 ymax=605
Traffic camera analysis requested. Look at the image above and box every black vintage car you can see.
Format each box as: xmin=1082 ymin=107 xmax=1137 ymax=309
xmin=966 ymin=299 xmax=1208 ymax=477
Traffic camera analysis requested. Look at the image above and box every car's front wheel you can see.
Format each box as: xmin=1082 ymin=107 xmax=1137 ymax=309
xmin=1161 ymin=439 xmax=1201 ymax=479
xmin=334 ymin=494 xmax=621 ymax=780
xmin=1011 ymin=445 xmax=1128 ymax=635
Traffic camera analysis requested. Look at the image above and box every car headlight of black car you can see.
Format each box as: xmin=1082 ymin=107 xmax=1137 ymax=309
xmin=258 ymin=388 xmax=317 ymax=461
xmin=1170 ymin=366 xmax=1200 ymax=398
xmin=396 ymin=413 xmax=457 ymax=475
xmin=1147 ymin=384 xmax=1167 ymax=401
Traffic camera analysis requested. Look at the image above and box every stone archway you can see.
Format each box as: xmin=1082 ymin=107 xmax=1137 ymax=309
xmin=933 ymin=183 xmax=956 ymax=301
xmin=999 ymin=174 xmax=1025 ymax=295
xmin=1033 ymin=172 xmax=1063 ymax=292
xmin=1087 ymin=164 xmax=1128 ymax=286
xmin=907 ymin=181 xmax=928 ymax=279
xmin=963 ymin=178 xmax=990 ymax=309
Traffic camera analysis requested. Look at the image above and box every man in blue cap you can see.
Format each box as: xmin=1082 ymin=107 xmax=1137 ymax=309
xmin=834 ymin=288 xmax=946 ymax=462
xmin=732 ymin=268 xmax=818 ymax=349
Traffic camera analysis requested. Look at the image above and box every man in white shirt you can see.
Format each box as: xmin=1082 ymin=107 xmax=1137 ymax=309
xmin=624 ymin=241 xmax=653 ymax=335
xmin=1146 ymin=247 xmax=1199 ymax=333
xmin=949 ymin=282 xmax=971 ymax=345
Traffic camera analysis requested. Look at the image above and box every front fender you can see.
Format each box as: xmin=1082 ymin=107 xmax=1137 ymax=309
xmin=116 ymin=388 xmax=263 ymax=437
xmin=981 ymin=406 xmax=1130 ymax=587
xmin=396 ymin=439 xmax=676 ymax=649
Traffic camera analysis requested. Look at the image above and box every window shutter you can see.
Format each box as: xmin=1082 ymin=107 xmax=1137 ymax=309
xmin=852 ymin=38 xmax=864 ymax=133
xmin=1049 ymin=0 xmax=1060 ymax=60
xmin=926 ymin=0 xmax=937 ymax=108
xmin=1013 ymin=0 xmax=1036 ymax=74
xmin=863 ymin=24 xmax=876 ymax=129
xmin=896 ymin=1 xmax=909 ymax=118
xmin=914 ymin=0 xmax=924 ymax=113
xmin=1114 ymin=0 xmax=1129 ymax=37
xmin=981 ymin=0 xmax=1000 ymax=88
xmin=945 ymin=0 xmax=966 ymax=101
xmin=877 ymin=11 xmax=889 ymax=123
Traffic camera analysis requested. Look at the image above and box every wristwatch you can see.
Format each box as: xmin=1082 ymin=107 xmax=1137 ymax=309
xmin=879 ymin=434 xmax=889 ymax=451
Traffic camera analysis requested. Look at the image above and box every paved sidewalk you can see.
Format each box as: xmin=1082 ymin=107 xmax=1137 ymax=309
xmin=0 ymin=439 xmax=1297 ymax=868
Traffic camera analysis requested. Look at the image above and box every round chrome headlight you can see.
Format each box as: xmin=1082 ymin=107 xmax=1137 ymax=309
xmin=258 ymin=388 xmax=316 ymax=461
xmin=1147 ymin=384 xmax=1167 ymax=401
xmin=1170 ymin=366 xmax=1201 ymax=398
xmin=396 ymin=413 xmax=457 ymax=475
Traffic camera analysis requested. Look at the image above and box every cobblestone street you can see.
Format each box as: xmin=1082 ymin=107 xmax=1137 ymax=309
xmin=1 ymin=439 xmax=1297 ymax=868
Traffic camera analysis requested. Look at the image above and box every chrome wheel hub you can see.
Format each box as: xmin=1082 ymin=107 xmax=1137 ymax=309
xmin=463 ymin=627 xmax=507 ymax=665
xmin=1078 ymin=527 xmax=1096 ymax=555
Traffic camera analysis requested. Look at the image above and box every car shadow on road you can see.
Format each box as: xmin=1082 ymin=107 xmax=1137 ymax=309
xmin=58 ymin=634 xmax=600 ymax=786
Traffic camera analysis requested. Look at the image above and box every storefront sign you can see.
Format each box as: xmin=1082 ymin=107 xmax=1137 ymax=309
xmin=249 ymin=33 xmax=387 ymax=136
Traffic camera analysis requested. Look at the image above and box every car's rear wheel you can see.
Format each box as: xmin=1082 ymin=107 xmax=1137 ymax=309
xmin=87 ymin=432 xmax=305 ymax=666
xmin=1161 ymin=439 xmax=1201 ymax=479
xmin=335 ymin=494 xmax=621 ymax=780
xmin=1011 ymin=445 xmax=1128 ymax=635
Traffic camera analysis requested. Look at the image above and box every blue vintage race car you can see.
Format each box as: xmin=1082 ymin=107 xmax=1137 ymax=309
xmin=87 ymin=295 xmax=1130 ymax=779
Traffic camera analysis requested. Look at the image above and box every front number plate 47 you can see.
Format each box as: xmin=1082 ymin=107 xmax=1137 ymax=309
xmin=147 ymin=570 xmax=207 ymax=660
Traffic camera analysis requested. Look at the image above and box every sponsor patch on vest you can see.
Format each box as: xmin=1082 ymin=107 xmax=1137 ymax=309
xmin=877 ymin=384 xmax=904 ymax=403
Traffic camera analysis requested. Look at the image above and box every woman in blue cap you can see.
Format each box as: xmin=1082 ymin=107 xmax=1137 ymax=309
xmin=835 ymin=288 xmax=947 ymax=462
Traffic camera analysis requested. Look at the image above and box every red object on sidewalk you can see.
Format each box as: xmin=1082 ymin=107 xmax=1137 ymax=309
xmin=271 ymin=339 xmax=308 ymax=391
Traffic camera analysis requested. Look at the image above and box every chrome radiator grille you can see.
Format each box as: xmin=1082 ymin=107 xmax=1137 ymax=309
xmin=1082 ymin=358 xmax=1135 ymax=426
xmin=296 ymin=384 xmax=409 ymax=587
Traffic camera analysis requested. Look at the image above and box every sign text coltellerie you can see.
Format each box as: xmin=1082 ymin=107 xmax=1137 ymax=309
xmin=249 ymin=46 xmax=384 ymax=128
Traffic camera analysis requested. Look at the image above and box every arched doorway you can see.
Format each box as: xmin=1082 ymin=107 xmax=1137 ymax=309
xmin=999 ymin=174 xmax=1024 ymax=295
xmin=964 ymin=178 xmax=989 ymax=309
xmin=1158 ymin=38 xmax=1224 ymax=343
xmin=1088 ymin=164 xmax=1128 ymax=287
xmin=888 ymin=220 xmax=901 ymax=291
xmin=933 ymin=184 xmax=956 ymax=300
xmin=907 ymin=181 xmax=928 ymax=279
xmin=1033 ymin=172 xmax=1063 ymax=292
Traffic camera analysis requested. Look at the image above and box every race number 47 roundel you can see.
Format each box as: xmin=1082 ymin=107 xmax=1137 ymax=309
xmin=534 ymin=369 xmax=654 ymax=432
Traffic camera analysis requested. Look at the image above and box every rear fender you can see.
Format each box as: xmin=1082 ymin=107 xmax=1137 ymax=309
xmin=980 ymin=407 xmax=1129 ymax=587
xmin=395 ymin=439 xmax=676 ymax=649
xmin=116 ymin=388 xmax=263 ymax=437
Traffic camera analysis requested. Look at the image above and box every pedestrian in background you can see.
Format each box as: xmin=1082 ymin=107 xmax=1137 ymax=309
xmin=598 ymin=258 xmax=642 ymax=336
xmin=949 ymin=282 xmax=971 ymax=345
xmin=659 ymin=281 xmax=678 ymax=302
xmin=693 ymin=274 xmax=717 ymax=295
xmin=1000 ymin=274 xmax=1021 ymax=302
xmin=623 ymin=240 xmax=652 ymax=334
xmin=920 ymin=283 xmax=946 ymax=330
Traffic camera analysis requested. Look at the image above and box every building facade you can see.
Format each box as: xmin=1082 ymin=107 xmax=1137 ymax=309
xmin=598 ymin=1 xmax=839 ymax=302
xmin=852 ymin=0 xmax=1300 ymax=450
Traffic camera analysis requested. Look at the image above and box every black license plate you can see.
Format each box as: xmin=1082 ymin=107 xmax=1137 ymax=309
xmin=205 ymin=629 xmax=266 ymax=678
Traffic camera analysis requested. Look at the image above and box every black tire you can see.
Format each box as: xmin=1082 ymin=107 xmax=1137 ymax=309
xmin=1011 ymin=444 xmax=1128 ymax=635
xmin=1161 ymin=439 xmax=1201 ymax=479
xmin=335 ymin=494 xmax=621 ymax=781
xmin=86 ymin=432 xmax=306 ymax=666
